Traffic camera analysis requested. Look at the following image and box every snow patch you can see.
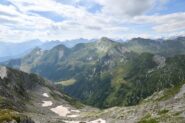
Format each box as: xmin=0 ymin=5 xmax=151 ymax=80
xmin=89 ymin=119 xmax=106 ymax=123
xmin=64 ymin=121 xmax=80 ymax=123
xmin=64 ymin=118 xmax=106 ymax=123
xmin=42 ymin=93 xmax=49 ymax=98
xmin=50 ymin=105 xmax=70 ymax=117
xmin=0 ymin=66 xmax=7 ymax=79
xmin=71 ymin=109 xmax=80 ymax=113
xmin=42 ymin=101 xmax=53 ymax=107
xmin=67 ymin=114 xmax=79 ymax=118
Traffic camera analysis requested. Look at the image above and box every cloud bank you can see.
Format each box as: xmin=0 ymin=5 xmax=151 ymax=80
xmin=0 ymin=0 xmax=185 ymax=42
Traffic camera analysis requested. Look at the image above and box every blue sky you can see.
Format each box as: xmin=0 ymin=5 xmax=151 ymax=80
xmin=0 ymin=0 xmax=185 ymax=42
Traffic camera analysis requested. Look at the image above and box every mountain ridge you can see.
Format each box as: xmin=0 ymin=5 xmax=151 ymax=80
xmin=4 ymin=36 xmax=185 ymax=109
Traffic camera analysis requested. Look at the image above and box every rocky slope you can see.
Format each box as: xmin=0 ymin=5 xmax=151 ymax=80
xmin=1 ymin=66 xmax=185 ymax=123
xmin=88 ymin=81 xmax=185 ymax=123
xmin=0 ymin=66 xmax=86 ymax=123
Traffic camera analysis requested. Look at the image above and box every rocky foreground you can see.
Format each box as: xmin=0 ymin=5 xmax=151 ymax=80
xmin=22 ymin=83 xmax=185 ymax=123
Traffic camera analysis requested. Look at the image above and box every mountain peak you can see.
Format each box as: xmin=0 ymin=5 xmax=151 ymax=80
xmin=95 ymin=37 xmax=117 ymax=53
xmin=53 ymin=44 xmax=67 ymax=49
xmin=98 ymin=37 xmax=114 ymax=43
xmin=97 ymin=37 xmax=116 ymax=46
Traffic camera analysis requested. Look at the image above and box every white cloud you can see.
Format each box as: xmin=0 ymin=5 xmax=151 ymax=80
xmin=134 ymin=12 xmax=185 ymax=32
xmin=0 ymin=0 xmax=184 ymax=42
xmin=94 ymin=0 xmax=156 ymax=17
xmin=0 ymin=0 xmax=131 ymax=42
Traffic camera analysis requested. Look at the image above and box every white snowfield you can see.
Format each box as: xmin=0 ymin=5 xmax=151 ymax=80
xmin=41 ymin=92 xmax=106 ymax=123
xmin=41 ymin=93 xmax=52 ymax=107
xmin=50 ymin=105 xmax=71 ymax=117
xmin=0 ymin=66 xmax=7 ymax=79
xmin=43 ymin=93 xmax=49 ymax=97
xmin=64 ymin=118 xmax=106 ymax=123
xmin=67 ymin=114 xmax=79 ymax=118
xmin=89 ymin=119 xmax=106 ymax=123
xmin=71 ymin=109 xmax=80 ymax=113
xmin=41 ymin=93 xmax=79 ymax=117
xmin=64 ymin=121 xmax=80 ymax=123
xmin=42 ymin=101 xmax=53 ymax=107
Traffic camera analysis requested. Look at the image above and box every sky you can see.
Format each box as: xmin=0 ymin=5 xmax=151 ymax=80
xmin=0 ymin=0 xmax=185 ymax=42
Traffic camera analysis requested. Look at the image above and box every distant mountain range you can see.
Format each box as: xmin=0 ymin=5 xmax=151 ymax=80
xmin=0 ymin=38 xmax=95 ymax=62
xmin=4 ymin=36 xmax=185 ymax=109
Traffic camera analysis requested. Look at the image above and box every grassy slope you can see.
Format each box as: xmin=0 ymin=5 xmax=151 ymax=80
xmin=5 ymin=37 xmax=185 ymax=109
